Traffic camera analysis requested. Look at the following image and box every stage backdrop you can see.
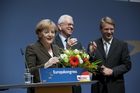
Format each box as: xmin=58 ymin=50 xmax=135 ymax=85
xmin=0 ymin=0 xmax=140 ymax=93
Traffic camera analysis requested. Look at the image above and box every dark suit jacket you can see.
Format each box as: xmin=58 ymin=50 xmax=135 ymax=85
xmin=25 ymin=41 xmax=60 ymax=83
xmin=91 ymin=38 xmax=131 ymax=93
xmin=53 ymin=34 xmax=83 ymax=50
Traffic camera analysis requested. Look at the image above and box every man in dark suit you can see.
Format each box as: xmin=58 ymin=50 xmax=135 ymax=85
xmin=88 ymin=16 xmax=131 ymax=93
xmin=54 ymin=14 xmax=83 ymax=50
xmin=53 ymin=14 xmax=83 ymax=93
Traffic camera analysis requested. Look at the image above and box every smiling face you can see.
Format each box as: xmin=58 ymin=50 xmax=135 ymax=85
xmin=58 ymin=15 xmax=74 ymax=38
xmin=35 ymin=19 xmax=57 ymax=46
xmin=101 ymin=23 xmax=114 ymax=41
xmin=100 ymin=17 xmax=115 ymax=42
xmin=38 ymin=29 xmax=55 ymax=45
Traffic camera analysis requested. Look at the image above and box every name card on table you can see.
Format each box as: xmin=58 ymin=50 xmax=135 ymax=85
xmin=39 ymin=68 xmax=91 ymax=83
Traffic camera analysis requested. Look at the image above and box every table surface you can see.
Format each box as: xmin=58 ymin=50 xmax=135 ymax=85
xmin=0 ymin=80 xmax=98 ymax=90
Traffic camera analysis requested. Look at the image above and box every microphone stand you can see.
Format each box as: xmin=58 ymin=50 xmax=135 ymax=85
xmin=20 ymin=48 xmax=29 ymax=71
xmin=20 ymin=48 xmax=33 ymax=83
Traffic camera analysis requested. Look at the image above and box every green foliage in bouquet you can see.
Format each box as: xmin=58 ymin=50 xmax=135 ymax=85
xmin=59 ymin=49 xmax=101 ymax=73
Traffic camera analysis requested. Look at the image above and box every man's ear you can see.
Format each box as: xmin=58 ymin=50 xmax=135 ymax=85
xmin=58 ymin=24 xmax=61 ymax=30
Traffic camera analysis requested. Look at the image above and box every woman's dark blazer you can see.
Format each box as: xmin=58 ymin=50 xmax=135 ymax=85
xmin=25 ymin=41 xmax=60 ymax=83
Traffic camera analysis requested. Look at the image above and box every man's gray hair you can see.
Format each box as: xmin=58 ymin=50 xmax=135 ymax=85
xmin=57 ymin=14 xmax=73 ymax=24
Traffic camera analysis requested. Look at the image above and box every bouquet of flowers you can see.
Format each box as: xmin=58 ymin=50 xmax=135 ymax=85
xmin=59 ymin=49 xmax=101 ymax=73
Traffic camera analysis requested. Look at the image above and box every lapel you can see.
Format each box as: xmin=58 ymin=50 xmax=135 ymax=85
xmin=37 ymin=41 xmax=52 ymax=58
xmin=52 ymin=44 xmax=59 ymax=57
xmin=107 ymin=38 xmax=118 ymax=58
xmin=97 ymin=38 xmax=106 ymax=59
xmin=55 ymin=34 xmax=64 ymax=49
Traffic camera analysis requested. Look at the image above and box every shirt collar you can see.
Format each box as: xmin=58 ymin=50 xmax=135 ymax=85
xmin=59 ymin=34 xmax=67 ymax=42
xmin=102 ymin=37 xmax=113 ymax=44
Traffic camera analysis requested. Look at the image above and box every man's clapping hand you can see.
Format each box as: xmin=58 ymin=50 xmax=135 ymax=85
xmin=67 ymin=38 xmax=78 ymax=47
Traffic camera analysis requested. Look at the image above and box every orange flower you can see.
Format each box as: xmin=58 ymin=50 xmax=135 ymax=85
xmin=69 ymin=56 xmax=79 ymax=67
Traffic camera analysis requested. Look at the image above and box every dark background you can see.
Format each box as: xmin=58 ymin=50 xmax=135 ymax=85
xmin=0 ymin=0 xmax=140 ymax=93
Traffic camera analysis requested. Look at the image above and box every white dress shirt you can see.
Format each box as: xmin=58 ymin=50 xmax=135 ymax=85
xmin=59 ymin=34 xmax=67 ymax=50
xmin=102 ymin=38 xmax=113 ymax=56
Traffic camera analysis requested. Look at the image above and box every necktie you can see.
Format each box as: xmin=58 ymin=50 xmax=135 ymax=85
xmin=65 ymin=38 xmax=68 ymax=42
xmin=104 ymin=42 xmax=108 ymax=56
xmin=64 ymin=38 xmax=68 ymax=49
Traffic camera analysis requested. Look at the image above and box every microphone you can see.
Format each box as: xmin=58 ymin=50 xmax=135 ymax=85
xmin=20 ymin=48 xmax=30 ymax=72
